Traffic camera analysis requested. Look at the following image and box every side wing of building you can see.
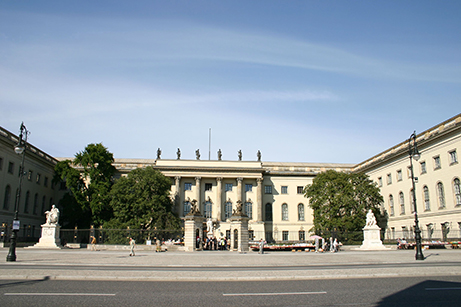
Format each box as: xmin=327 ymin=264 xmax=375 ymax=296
xmin=355 ymin=114 xmax=461 ymax=241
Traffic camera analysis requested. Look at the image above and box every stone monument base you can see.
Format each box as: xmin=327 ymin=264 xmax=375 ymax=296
xmin=30 ymin=224 xmax=62 ymax=249
xmin=357 ymin=226 xmax=389 ymax=250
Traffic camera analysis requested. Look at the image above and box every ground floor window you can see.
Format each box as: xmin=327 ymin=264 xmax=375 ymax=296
xmin=282 ymin=230 xmax=289 ymax=241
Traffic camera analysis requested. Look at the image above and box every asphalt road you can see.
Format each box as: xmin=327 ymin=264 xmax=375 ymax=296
xmin=2 ymin=276 xmax=461 ymax=307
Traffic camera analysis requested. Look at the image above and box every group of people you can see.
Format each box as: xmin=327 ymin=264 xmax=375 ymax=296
xmin=314 ymin=237 xmax=341 ymax=253
xmin=197 ymin=236 xmax=229 ymax=250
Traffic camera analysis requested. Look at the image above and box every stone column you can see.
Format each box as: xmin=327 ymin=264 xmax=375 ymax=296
xmin=256 ymin=178 xmax=263 ymax=222
xmin=175 ymin=176 xmax=181 ymax=215
xmin=236 ymin=177 xmax=243 ymax=203
xmin=195 ymin=177 xmax=201 ymax=213
xmin=184 ymin=214 xmax=205 ymax=252
xmin=216 ymin=177 xmax=223 ymax=221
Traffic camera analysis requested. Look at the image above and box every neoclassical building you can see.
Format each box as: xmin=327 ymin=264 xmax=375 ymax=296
xmin=355 ymin=113 xmax=461 ymax=241
xmin=0 ymin=126 xmax=62 ymax=242
xmin=1 ymin=113 xmax=460 ymax=243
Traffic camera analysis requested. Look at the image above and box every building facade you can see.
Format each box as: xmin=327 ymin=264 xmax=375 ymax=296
xmin=1 ymin=113 xmax=460 ymax=244
xmin=0 ymin=126 xmax=62 ymax=242
xmin=354 ymin=114 xmax=461 ymax=242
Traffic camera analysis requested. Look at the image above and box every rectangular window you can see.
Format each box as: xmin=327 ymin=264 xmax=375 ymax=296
xmin=184 ymin=183 xmax=192 ymax=191
xmin=434 ymin=156 xmax=441 ymax=170
xmin=28 ymin=170 xmax=33 ymax=181
xmin=281 ymin=186 xmax=288 ymax=194
xmin=0 ymin=157 xmax=3 ymax=171
xmin=297 ymin=186 xmax=304 ymax=194
xmin=8 ymin=162 xmax=14 ymax=174
xmin=396 ymin=170 xmax=402 ymax=181
xmin=420 ymin=161 xmax=427 ymax=174
xmin=449 ymin=150 xmax=458 ymax=165
xmin=407 ymin=166 xmax=412 ymax=179
xmin=245 ymin=184 xmax=252 ymax=192
xmin=248 ymin=230 xmax=254 ymax=240
xmin=264 ymin=185 xmax=272 ymax=194
xmin=225 ymin=183 xmax=233 ymax=192
xmin=44 ymin=177 xmax=48 ymax=187
xmin=387 ymin=173 xmax=392 ymax=185
xmin=36 ymin=173 xmax=41 ymax=184
xmin=205 ymin=183 xmax=212 ymax=191
xmin=378 ymin=177 xmax=383 ymax=187
xmin=282 ymin=231 xmax=289 ymax=241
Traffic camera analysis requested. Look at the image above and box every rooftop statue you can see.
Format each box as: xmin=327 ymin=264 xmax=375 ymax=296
xmin=238 ymin=150 xmax=242 ymax=161
xmin=196 ymin=149 xmax=200 ymax=160
xmin=257 ymin=150 xmax=261 ymax=162
xmin=217 ymin=149 xmax=222 ymax=160
xmin=177 ymin=148 xmax=181 ymax=160
xmin=157 ymin=148 xmax=161 ymax=159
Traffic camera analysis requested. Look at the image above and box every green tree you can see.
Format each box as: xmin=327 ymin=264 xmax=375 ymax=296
xmin=304 ymin=170 xmax=385 ymax=241
xmin=54 ymin=143 xmax=115 ymax=227
xmin=105 ymin=166 xmax=181 ymax=232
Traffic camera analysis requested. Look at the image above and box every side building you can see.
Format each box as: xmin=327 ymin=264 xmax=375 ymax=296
xmin=0 ymin=126 xmax=63 ymax=243
xmin=354 ymin=113 xmax=461 ymax=242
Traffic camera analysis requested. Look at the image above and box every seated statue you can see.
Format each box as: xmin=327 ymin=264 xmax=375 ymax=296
xmin=365 ymin=209 xmax=377 ymax=227
xmin=45 ymin=205 xmax=60 ymax=225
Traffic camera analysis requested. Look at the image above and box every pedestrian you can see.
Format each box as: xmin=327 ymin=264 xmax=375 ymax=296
xmin=90 ymin=235 xmax=97 ymax=251
xmin=258 ymin=238 xmax=265 ymax=254
xmin=129 ymin=237 xmax=136 ymax=256
xmin=156 ymin=237 xmax=161 ymax=252
xmin=333 ymin=238 xmax=339 ymax=252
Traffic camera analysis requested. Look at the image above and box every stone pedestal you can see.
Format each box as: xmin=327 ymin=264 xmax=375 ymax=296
xmin=357 ymin=225 xmax=388 ymax=250
xmin=184 ymin=215 xmax=205 ymax=252
xmin=229 ymin=215 xmax=249 ymax=252
xmin=31 ymin=224 xmax=62 ymax=249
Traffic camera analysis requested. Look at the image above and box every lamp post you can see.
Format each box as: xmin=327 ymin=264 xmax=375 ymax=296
xmin=409 ymin=131 xmax=424 ymax=261
xmin=6 ymin=122 xmax=29 ymax=262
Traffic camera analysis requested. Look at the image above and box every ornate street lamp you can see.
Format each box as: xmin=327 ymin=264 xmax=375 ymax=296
xmin=409 ymin=131 xmax=424 ymax=261
xmin=6 ymin=122 xmax=29 ymax=262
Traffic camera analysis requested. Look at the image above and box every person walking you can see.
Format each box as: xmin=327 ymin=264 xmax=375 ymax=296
xmin=155 ymin=237 xmax=161 ymax=253
xmin=90 ymin=236 xmax=97 ymax=251
xmin=129 ymin=237 xmax=136 ymax=256
xmin=259 ymin=238 xmax=265 ymax=254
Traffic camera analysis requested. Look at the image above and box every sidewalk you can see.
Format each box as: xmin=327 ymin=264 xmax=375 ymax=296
xmin=1 ymin=247 xmax=461 ymax=281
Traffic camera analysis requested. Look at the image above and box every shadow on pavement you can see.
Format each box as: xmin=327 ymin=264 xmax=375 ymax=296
xmin=377 ymin=280 xmax=461 ymax=307
xmin=0 ymin=276 xmax=50 ymax=289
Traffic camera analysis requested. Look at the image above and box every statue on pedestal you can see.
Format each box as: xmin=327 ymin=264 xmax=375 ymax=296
xmin=365 ymin=209 xmax=377 ymax=227
xmin=157 ymin=148 xmax=161 ymax=159
xmin=196 ymin=149 xmax=201 ymax=160
xmin=217 ymin=149 xmax=222 ymax=160
xmin=238 ymin=150 xmax=242 ymax=161
xmin=257 ymin=150 xmax=261 ymax=162
xmin=45 ymin=205 xmax=60 ymax=225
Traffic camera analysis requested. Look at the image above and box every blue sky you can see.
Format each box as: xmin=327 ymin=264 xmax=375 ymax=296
xmin=1 ymin=1 xmax=460 ymax=163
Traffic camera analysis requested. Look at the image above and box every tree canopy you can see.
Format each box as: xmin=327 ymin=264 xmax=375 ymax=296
xmin=303 ymin=170 xmax=385 ymax=239
xmin=105 ymin=166 xmax=181 ymax=231
xmin=54 ymin=143 xmax=115 ymax=227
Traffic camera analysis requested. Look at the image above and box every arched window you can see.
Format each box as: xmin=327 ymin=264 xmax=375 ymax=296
xmin=33 ymin=193 xmax=38 ymax=215
xmin=24 ymin=191 xmax=30 ymax=213
xmin=454 ymin=178 xmax=461 ymax=206
xmin=389 ymin=195 xmax=394 ymax=216
xmin=399 ymin=192 xmax=405 ymax=215
xmin=183 ymin=200 xmax=191 ymax=216
xmin=298 ymin=203 xmax=305 ymax=221
xmin=265 ymin=203 xmax=272 ymax=221
xmin=437 ymin=182 xmax=446 ymax=209
xmin=225 ymin=201 xmax=232 ymax=219
xmin=281 ymin=203 xmax=288 ymax=221
xmin=423 ymin=186 xmax=430 ymax=211
xmin=244 ymin=201 xmax=253 ymax=219
xmin=3 ymin=185 xmax=11 ymax=210
xmin=204 ymin=200 xmax=212 ymax=219
xmin=41 ymin=196 xmax=46 ymax=215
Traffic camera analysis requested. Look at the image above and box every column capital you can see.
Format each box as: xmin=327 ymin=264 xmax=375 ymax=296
xmin=256 ymin=178 xmax=263 ymax=184
xmin=236 ymin=177 xmax=243 ymax=183
xmin=216 ymin=177 xmax=223 ymax=182
xmin=195 ymin=177 xmax=202 ymax=182
xmin=175 ymin=176 xmax=181 ymax=181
